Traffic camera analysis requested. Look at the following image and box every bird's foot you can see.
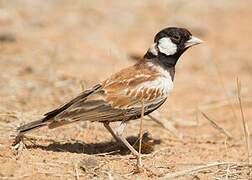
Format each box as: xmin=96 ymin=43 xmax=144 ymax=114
xmin=12 ymin=135 xmax=26 ymax=158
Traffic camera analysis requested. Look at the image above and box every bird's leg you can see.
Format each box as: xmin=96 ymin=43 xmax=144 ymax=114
xmin=103 ymin=122 xmax=121 ymax=143
xmin=114 ymin=121 xmax=139 ymax=157
xmin=137 ymin=100 xmax=145 ymax=167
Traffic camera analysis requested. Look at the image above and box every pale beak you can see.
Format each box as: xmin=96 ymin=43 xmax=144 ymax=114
xmin=185 ymin=36 xmax=203 ymax=48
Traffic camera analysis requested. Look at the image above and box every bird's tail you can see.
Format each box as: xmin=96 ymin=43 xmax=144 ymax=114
xmin=17 ymin=118 xmax=48 ymax=135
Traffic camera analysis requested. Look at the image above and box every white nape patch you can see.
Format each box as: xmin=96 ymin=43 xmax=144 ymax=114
xmin=158 ymin=37 xmax=177 ymax=56
xmin=149 ymin=43 xmax=158 ymax=56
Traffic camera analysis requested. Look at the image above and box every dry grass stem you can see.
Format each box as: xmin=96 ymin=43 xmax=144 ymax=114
xmin=103 ymin=171 xmax=114 ymax=180
xmin=236 ymin=78 xmax=250 ymax=164
xmin=171 ymin=97 xmax=252 ymax=118
xmin=80 ymin=80 xmax=86 ymax=91
xmin=95 ymin=150 xmax=121 ymax=156
xmin=201 ymin=111 xmax=232 ymax=139
xmin=164 ymin=162 xmax=234 ymax=179
xmin=211 ymin=57 xmax=238 ymax=123
xmin=73 ymin=163 xmax=80 ymax=180
xmin=1 ymin=174 xmax=34 ymax=179
xmin=147 ymin=114 xmax=181 ymax=138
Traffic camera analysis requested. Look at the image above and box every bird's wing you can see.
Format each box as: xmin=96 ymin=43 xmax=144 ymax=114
xmin=43 ymin=84 xmax=102 ymax=120
xmin=45 ymin=61 xmax=171 ymax=128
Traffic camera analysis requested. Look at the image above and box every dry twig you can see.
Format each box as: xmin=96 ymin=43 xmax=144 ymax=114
xmin=73 ymin=163 xmax=80 ymax=180
xmin=201 ymin=111 xmax=232 ymax=139
xmin=171 ymin=96 xmax=252 ymax=118
xmin=211 ymin=52 xmax=238 ymax=124
xmin=236 ymin=78 xmax=250 ymax=164
xmin=164 ymin=162 xmax=234 ymax=179
xmin=147 ymin=114 xmax=182 ymax=139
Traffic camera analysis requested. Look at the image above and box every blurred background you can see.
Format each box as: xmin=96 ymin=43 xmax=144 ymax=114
xmin=0 ymin=0 xmax=251 ymax=179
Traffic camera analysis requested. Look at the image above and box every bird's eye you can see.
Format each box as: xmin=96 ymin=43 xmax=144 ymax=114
xmin=172 ymin=35 xmax=181 ymax=43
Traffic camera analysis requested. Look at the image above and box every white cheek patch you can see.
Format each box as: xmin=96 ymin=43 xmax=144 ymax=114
xmin=158 ymin=37 xmax=177 ymax=56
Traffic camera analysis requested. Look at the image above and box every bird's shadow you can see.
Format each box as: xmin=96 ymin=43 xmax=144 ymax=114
xmin=26 ymin=132 xmax=161 ymax=155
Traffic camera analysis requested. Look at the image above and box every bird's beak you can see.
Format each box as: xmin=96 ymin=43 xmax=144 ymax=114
xmin=185 ymin=36 xmax=203 ymax=48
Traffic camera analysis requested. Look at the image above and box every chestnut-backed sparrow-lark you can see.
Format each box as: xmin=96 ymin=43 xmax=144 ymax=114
xmin=15 ymin=27 xmax=202 ymax=156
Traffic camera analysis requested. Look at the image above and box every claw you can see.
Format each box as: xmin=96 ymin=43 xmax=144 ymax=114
xmin=12 ymin=134 xmax=26 ymax=157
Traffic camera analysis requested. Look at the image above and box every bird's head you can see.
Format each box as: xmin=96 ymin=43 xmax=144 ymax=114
xmin=145 ymin=27 xmax=203 ymax=67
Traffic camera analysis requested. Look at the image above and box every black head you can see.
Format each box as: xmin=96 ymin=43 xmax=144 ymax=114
xmin=145 ymin=27 xmax=202 ymax=68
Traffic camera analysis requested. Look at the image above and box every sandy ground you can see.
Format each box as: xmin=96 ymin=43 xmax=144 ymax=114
xmin=0 ymin=0 xmax=252 ymax=179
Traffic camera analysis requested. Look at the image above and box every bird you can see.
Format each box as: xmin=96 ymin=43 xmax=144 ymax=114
xmin=15 ymin=27 xmax=202 ymax=156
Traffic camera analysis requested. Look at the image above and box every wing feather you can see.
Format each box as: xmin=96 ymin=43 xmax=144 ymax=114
xmin=46 ymin=61 xmax=172 ymax=128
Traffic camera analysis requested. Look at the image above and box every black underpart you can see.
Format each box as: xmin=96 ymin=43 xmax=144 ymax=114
xmin=125 ymin=98 xmax=167 ymax=121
